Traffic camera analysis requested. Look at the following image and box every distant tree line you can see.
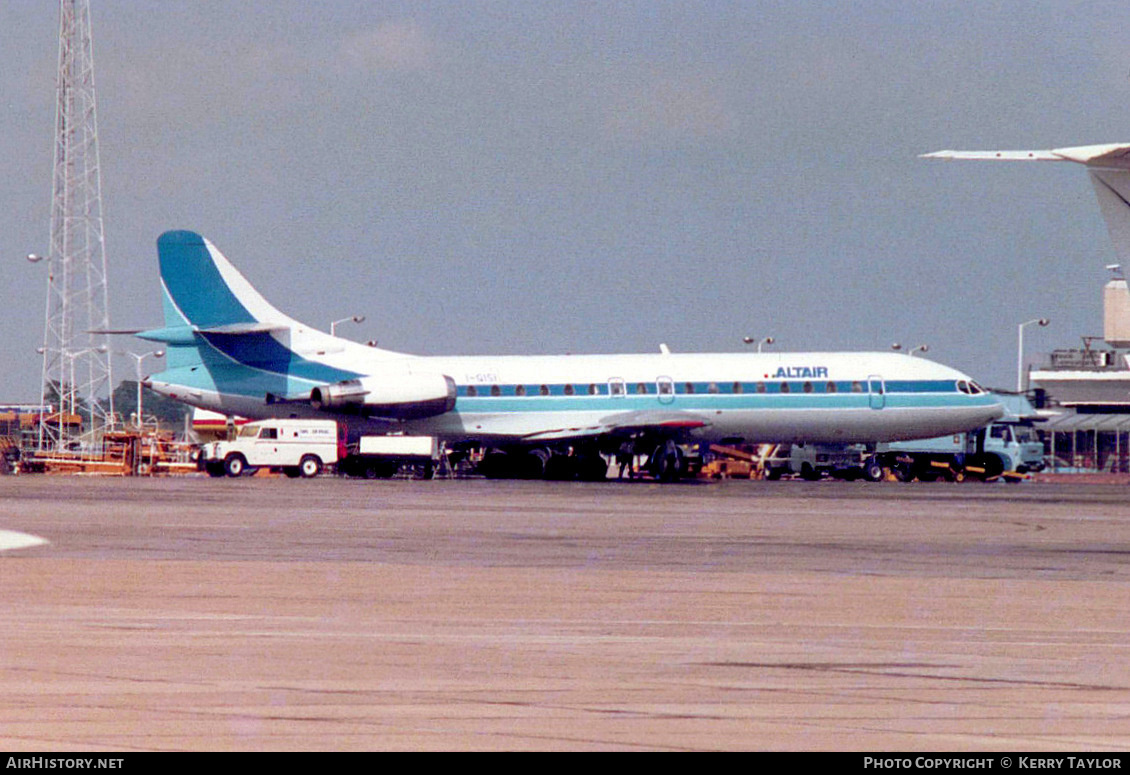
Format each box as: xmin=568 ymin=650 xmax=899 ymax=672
xmin=43 ymin=379 xmax=191 ymax=432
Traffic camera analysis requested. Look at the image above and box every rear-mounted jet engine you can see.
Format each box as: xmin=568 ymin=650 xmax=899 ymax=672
xmin=311 ymin=373 xmax=456 ymax=420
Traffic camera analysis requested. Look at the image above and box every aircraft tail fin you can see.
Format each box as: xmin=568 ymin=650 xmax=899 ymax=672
xmin=922 ymin=144 xmax=1130 ymax=266
xmin=156 ymin=230 xmax=295 ymax=331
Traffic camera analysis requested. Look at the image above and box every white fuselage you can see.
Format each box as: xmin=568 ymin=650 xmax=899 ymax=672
xmin=151 ymin=344 xmax=1003 ymax=446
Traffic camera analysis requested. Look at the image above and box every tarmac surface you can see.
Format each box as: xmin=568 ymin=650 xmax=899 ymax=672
xmin=1 ymin=475 xmax=1129 ymax=751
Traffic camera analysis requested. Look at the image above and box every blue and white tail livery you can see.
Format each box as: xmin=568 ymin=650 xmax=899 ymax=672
xmin=142 ymin=230 xmax=1002 ymax=476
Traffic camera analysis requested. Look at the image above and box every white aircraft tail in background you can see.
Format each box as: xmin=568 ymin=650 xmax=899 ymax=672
xmin=923 ymin=144 xmax=1130 ymax=266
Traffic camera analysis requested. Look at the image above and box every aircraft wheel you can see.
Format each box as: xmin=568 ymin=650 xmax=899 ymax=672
xmin=224 ymin=453 xmax=247 ymax=478
xmin=544 ymin=453 xmax=577 ymax=480
xmin=653 ymin=441 xmax=683 ymax=483
xmin=523 ymin=448 xmax=552 ymax=479
xmin=299 ymin=455 xmax=322 ymax=478
xmin=478 ymin=452 xmax=512 ymax=479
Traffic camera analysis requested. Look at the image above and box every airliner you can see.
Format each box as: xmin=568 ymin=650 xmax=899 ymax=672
xmin=139 ymin=230 xmax=1002 ymax=480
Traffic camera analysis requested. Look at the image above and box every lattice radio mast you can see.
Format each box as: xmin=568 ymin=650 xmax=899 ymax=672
xmin=34 ymin=0 xmax=114 ymax=450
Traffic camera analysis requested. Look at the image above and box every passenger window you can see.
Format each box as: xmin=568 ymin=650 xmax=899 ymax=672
xmin=515 ymin=385 xmax=526 ymax=396
xmin=826 ymin=381 xmax=837 ymax=393
xmin=609 ymin=381 xmax=626 ymax=397
xmin=803 ymin=381 xmax=813 ymax=393
xmin=851 ymin=381 xmax=864 ymax=393
xmin=658 ymin=381 xmax=673 ymax=395
xmin=490 ymin=385 xmax=501 ymax=397
xmin=636 ymin=383 xmax=648 ymax=395
xmin=588 ymin=384 xmax=598 ymax=395
xmin=564 ymin=384 xmax=575 ymax=396
xmin=540 ymin=384 xmax=550 ymax=396
xmin=756 ymin=382 xmax=766 ymax=394
xmin=780 ymin=382 xmax=790 ymax=394
xmin=708 ymin=382 xmax=719 ymax=394
xmin=466 ymin=385 xmax=477 ymax=397
xmin=733 ymin=382 xmax=743 ymax=394
xmin=685 ymin=383 xmax=695 ymax=394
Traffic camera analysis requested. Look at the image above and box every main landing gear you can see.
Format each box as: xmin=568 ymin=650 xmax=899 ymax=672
xmin=477 ymin=445 xmax=609 ymax=482
xmin=475 ymin=440 xmax=690 ymax=483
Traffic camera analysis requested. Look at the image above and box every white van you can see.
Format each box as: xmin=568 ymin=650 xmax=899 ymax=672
xmin=199 ymin=419 xmax=342 ymax=478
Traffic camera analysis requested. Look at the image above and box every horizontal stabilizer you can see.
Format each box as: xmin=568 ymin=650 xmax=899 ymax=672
xmin=135 ymin=321 xmax=289 ymax=344
xmin=922 ymin=144 xmax=1130 ymax=168
xmin=199 ymin=322 xmax=290 ymax=335
xmin=923 ymin=142 xmax=1130 ymax=267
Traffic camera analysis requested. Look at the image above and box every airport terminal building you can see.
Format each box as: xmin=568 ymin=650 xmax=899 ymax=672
xmin=1031 ymin=274 xmax=1130 ymax=473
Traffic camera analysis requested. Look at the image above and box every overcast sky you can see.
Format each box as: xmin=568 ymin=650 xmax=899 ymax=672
xmin=4 ymin=0 xmax=1130 ymax=400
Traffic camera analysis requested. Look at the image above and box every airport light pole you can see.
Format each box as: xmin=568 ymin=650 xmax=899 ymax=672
xmin=743 ymin=336 xmax=775 ymax=353
xmin=121 ymin=350 xmax=164 ymax=427
xmin=1017 ymin=318 xmax=1049 ymax=393
xmin=330 ymin=315 xmax=365 ymax=337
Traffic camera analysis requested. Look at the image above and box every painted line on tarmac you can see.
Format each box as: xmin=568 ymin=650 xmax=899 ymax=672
xmin=0 ymin=529 xmax=49 ymax=552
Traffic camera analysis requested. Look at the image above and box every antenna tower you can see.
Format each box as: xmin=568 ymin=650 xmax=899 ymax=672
xmin=36 ymin=0 xmax=114 ymax=450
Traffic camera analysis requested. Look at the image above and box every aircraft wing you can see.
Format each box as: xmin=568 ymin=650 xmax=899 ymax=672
xmin=519 ymin=409 xmax=710 ymax=443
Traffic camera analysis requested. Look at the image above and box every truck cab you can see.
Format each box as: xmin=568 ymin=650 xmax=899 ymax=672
xmin=981 ymin=421 xmax=1045 ymax=474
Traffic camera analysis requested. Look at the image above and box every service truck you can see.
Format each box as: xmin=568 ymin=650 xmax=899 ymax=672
xmin=867 ymin=419 xmax=1045 ymax=482
xmin=199 ymin=419 xmax=344 ymax=478
xmin=199 ymin=419 xmax=440 ymax=479
xmin=737 ymin=419 xmax=1044 ymax=483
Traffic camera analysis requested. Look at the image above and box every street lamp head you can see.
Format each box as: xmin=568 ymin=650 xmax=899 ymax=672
xmin=352 ymin=315 xmax=365 ymax=324
xmin=763 ymin=337 xmax=774 ymax=346
xmin=26 ymin=253 xmax=44 ymax=263
xmin=891 ymin=342 xmax=902 ymax=351
xmin=154 ymin=350 xmax=165 ymax=358
xmin=1038 ymin=318 xmax=1049 ymax=327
